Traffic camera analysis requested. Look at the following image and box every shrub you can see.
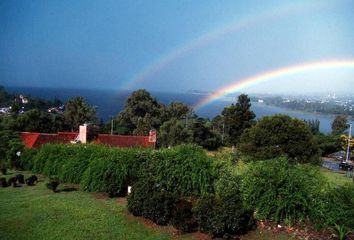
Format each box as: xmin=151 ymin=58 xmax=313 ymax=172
xmin=32 ymin=144 xmax=70 ymax=174
xmin=241 ymin=158 xmax=326 ymax=225
xmin=171 ymin=198 xmax=197 ymax=232
xmin=142 ymin=144 xmax=218 ymax=197
xmin=46 ymin=177 xmax=60 ymax=192
xmin=59 ymin=144 xmax=104 ymax=183
xmin=314 ymin=133 xmax=342 ymax=156
xmin=18 ymin=148 xmax=37 ymax=170
xmin=127 ymin=179 xmax=178 ymax=225
xmin=310 ymin=184 xmax=354 ymax=230
xmin=81 ymin=148 xmax=152 ymax=196
xmin=194 ymin=173 xmax=254 ymax=238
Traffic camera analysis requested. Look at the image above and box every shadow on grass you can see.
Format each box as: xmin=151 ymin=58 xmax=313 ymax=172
xmin=59 ymin=187 xmax=78 ymax=192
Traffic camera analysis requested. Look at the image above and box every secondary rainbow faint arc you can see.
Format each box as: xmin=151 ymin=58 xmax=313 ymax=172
xmin=124 ymin=1 xmax=322 ymax=89
xmin=193 ymin=60 xmax=354 ymax=110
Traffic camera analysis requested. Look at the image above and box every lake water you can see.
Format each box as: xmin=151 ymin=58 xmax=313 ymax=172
xmin=7 ymin=86 xmax=354 ymax=134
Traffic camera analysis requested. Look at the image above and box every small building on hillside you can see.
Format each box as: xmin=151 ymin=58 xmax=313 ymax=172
xmin=21 ymin=124 xmax=157 ymax=149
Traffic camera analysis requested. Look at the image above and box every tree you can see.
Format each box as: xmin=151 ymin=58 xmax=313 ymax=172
xmin=0 ymin=130 xmax=24 ymax=172
xmin=331 ymin=115 xmax=349 ymax=135
xmin=64 ymin=96 xmax=96 ymax=131
xmin=211 ymin=115 xmax=225 ymax=144
xmin=116 ymin=89 xmax=163 ymax=134
xmin=14 ymin=109 xmax=54 ymax=133
xmin=304 ymin=119 xmax=320 ymax=135
xmin=238 ymin=115 xmax=320 ymax=164
xmin=133 ymin=113 xmax=154 ymax=136
xmin=189 ymin=117 xmax=221 ymax=150
xmin=222 ymin=94 xmax=256 ymax=146
xmin=314 ymin=133 xmax=342 ymax=156
xmin=164 ymin=101 xmax=190 ymax=120
xmin=159 ymin=118 xmax=192 ymax=147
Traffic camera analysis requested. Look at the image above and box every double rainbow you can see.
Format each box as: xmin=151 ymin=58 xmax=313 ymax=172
xmin=193 ymin=60 xmax=354 ymax=110
xmin=124 ymin=1 xmax=324 ymax=89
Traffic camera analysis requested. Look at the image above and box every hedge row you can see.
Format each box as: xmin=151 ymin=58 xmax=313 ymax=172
xmin=23 ymin=144 xmax=152 ymax=196
xmin=22 ymin=144 xmax=217 ymax=197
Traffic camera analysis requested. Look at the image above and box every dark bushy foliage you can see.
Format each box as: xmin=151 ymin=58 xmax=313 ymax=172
xmin=171 ymin=199 xmax=197 ymax=232
xmin=314 ymin=133 xmax=342 ymax=156
xmin=46 ymin=177 xmax=60 ymax=192
xmin=142 ymin=144 xmax=218 ymax=197
xmin=241 ymin=158 xmax=326 ymax=225
xmin=239 ymin=115 xmax=320 ymax=164
xmin=194 ymin=194 xmax=254 ymax=238
xmin=194 ymin=174 xmax=254 ymax=238
xmin=311 ymin=184 xmax=354 ymax=230
xmin=127 ymin=179 xmax=178 ymax=225
xmin=25 ymin=175 xmax=38 ymax=186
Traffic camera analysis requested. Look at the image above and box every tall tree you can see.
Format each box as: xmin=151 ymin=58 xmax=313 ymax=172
xmin=331 ymin=115 xmax=349 ymax=135
xmin=64 ymin=96 xmax=96 ymax=131
xmin=116 ymin=89 xmax=163 ymax=134
xmin=222 ymin=94 xmax=256 ymax=146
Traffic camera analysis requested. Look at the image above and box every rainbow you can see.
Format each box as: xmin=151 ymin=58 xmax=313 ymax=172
xmin=193 ymin=59 xmax=354 ymax=110
xmin=124 ymin=1 xmax=323 ymax=89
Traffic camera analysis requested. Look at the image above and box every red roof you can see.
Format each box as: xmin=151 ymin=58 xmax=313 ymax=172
xmin=21 ymin=132 xmax=78 ymax=148
xmin=94 ymin=134 xmax=155 ymax=148
xmin=21 ymin=132 xmax=155 ymax=149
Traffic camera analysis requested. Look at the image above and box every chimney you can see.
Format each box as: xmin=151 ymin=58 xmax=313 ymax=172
xmin=148 ymin=130 xmax=157 ymax=143
xmin=78 ymin=124 xmax=88 ymax=143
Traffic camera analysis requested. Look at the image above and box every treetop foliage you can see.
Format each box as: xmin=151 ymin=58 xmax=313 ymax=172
xmin=238 ymin=114 xmax=320 ymax=164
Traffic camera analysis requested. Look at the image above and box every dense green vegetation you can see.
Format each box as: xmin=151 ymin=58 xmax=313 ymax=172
xmin=238 ymin=115 xmax=320 ymax=164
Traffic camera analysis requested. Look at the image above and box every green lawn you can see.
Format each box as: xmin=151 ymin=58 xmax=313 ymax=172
xmin=0 ymin=171 xmax=173 ymax=240
xmin=0 ymin=171 xmax=294 ymax=240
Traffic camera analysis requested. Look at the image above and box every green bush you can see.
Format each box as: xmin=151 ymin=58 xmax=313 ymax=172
xmin=311 ymin=184 xmax=354 ymax=230
xmin=194 ymin=194 xmax=254 ymax=238
xmin=127 ymin=179 xmax=178 ymax=225
xmin=194 ymin=173 xmax=254 ymax=238
xmin=59 ymin=144 xmax=105 ymax=183
xmin=32 ymin=144 xmax=68 ymax=175
xmin=241 ymin=158 xmax=326 ymax=225
xmin=18 ymin=148 xmax=37 ymax=170
xmin=142 ymin=144 xmax=218 ymax=197
xmin=314 ymin=133 xmax=342 ymax=156
xmin=81 ymin=148 xmax=152 ymax=196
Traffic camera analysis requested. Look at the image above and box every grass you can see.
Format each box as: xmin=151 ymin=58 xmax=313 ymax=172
xmin=0 ymin=170 xmax=296 ymax=240
xmin=321 ymin=168 xmax=353 ymax=186
xmin=0 ymin=170 xmax=172 ymax=240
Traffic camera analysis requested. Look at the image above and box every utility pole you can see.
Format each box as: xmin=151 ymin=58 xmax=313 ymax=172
xmin=346 ymin=123 xmax=352 ymax=162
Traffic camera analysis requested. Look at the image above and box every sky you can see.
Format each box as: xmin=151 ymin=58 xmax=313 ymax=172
xmin=0 ymin=0 xmax=353 ymax=94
